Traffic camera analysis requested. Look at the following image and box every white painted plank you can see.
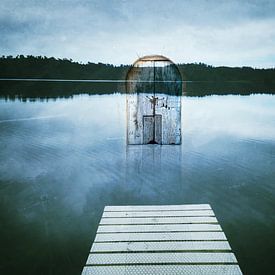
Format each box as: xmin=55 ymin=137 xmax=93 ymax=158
xmin=95 ymin=231 xmax=227 ymax=242
xmin=87 ymin=252 xmax=237 ymax=265
xmin=104 ymin=204 xmax=211 ymax=212
xmin=82 ymin=265 xmax=242 ymax=275
xmin=91 ymin=241 xmax=231 ymax=252
xmin=103 ymin=210 xmax=214 ymax=218
xmin=100 ymin=216 xmax=218 ymax=225
xmin=83 ymin=204 xmax=242 ymax=275
xmin=97 ymin=223 xmax=222 ymax=233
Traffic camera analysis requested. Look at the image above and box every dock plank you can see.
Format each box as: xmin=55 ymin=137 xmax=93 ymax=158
xmin=102 ymin=210 xmax=215 ymax=218
xmin=95 ymin=231 xmax=226 ymax=242
xmin=100 ymin=216 xmax=218 ymax=225
xmin=104 ymin=204 xmax=211 ymax=211
xmin=87 ymin=252 xmax=237 ymax=265
xmin=91 ymin=240 xmax=231 ymax=253
xmin=82 ymin=265 xmax=242 ymax=275
xmin=97 ymin=223 xmax=222 ymax=233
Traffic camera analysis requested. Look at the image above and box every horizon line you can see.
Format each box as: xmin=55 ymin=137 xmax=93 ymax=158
xmin=0 ymin=78 xmax=262 ymax=83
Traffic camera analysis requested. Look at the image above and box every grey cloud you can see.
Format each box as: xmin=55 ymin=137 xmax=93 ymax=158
xmin=0 ymin=0 xmax=275 ymax=67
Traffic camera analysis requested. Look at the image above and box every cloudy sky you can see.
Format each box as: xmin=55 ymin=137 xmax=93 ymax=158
xmin=1 ymin=0 xmax=275 ymax=67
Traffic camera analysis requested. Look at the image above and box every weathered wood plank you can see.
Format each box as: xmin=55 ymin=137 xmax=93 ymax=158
xmin=82 ymin=205 xmax=242 ymax=274
xmin=87 ymin=252 xmax=237 ymax=265
xmin=95 ymin=231 xmax=227 ymax=242
xmin=100 ymin=216 xmax=218 ymax=225
xmin=91 ymin=241 xmax=231 ymax=253
xmin=103 ymin=210 xmax=215 ymax=218
xmin=104 ymin=204 xmax=211 ymax=212
xmin=82 ymin=265 xmax=242 ymax=275
xmin=97 ymin=223 xmax=222 ymax=233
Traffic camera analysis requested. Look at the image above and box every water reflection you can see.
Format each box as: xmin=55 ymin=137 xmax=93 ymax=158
xmin=125 ymin=145 xmax=182 ymax=201
xmin=0 ymin=94 xmax=275 ymax=274
xmin=1 ymin=80 xmax=275 ymax=100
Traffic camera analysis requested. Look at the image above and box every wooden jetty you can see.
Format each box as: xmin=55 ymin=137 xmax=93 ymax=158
xmin=82 ymin=204 xmax=242 ymax=274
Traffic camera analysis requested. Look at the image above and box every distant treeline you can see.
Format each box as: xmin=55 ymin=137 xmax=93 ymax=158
xmin=0 ymin=55 xmax=128 ymax=80
xmin=0 ymin=55 xmax=275 ymax=99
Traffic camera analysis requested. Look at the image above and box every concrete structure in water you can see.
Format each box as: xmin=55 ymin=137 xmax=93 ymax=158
xmin=126 ymin=55 xmax=182 ymax=145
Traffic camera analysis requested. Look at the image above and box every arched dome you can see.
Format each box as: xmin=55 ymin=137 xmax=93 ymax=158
xmin=126 ymin=55 xmax=182 ymax=96
xmin=133 ymin=55 xmax=174 ymax=66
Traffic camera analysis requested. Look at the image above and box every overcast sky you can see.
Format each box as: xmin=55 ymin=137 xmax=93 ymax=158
xmin=1 ymin=0 xmax=275 ymax=67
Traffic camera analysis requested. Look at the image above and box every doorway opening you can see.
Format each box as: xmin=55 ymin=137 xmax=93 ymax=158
xmin=143 ymin=115 xmax=162 ymax=144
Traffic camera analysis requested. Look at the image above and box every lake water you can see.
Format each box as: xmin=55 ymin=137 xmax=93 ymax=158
xmin=0 ymin=93 xmax=275 ymax=274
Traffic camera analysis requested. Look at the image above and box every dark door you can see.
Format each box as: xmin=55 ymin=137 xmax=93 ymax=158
xmin=143 ymin=115 xmax=162 ymax=144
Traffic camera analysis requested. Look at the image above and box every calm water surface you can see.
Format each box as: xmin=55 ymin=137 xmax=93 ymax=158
xmin=0 ymin=94 xmax=275 ymax=274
